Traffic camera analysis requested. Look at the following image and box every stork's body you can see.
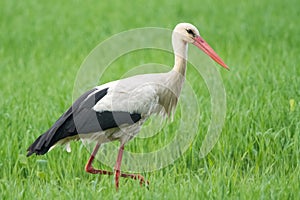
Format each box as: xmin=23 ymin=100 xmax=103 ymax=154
xmin=27 ymin=23 xmax=229 ymax=189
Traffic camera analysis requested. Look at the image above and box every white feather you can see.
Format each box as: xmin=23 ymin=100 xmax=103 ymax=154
xmin=92 ymin=71 xmax=184 ymax=118
xmin=65 ymin=142 xmax=71 ymax=153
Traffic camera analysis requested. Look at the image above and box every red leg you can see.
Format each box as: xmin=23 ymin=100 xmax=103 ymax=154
xmin=85 ymin=143 xmax=113 ymax=175
xmin=114 ymin=145 xmax=149 ymax=190
xmin=85 ymin=143 xmax=149 ymax=189
xmin=114 ymin=144 xmax=124 ymax=190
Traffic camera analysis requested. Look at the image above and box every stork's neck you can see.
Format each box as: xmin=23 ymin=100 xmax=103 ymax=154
xmin=172 ymin=35 xmax=188 ymax=76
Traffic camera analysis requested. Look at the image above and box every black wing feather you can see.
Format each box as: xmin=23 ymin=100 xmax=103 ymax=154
xmin=27 ymin=87 xmax=141 ymax=156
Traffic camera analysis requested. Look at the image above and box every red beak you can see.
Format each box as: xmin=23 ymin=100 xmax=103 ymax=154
xmin=193 ymin=36 xmax=230 ymax=70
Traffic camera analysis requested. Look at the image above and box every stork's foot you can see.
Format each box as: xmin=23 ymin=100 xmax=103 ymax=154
xmin=85 ymin=166 xmax=113 ymax=175
xmin=86 ymin=166 xmax=149 ymax=188
xmin=115 ymin=169 xmax=149 ymax=190
xmin=120 ymin=172 xmax=149 ymax=187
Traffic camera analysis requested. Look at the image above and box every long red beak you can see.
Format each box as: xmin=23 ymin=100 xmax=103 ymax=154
xmin=193 ymin=36 xmax=230 ymax=70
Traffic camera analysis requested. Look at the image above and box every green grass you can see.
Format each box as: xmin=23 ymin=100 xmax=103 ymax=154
xmin=1 ymin=0 xmax=300 ymax=199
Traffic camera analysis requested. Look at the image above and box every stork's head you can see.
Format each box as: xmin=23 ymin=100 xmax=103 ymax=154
xmin=173 ymin=23 xmax=200 ymax=44
xmin=173 ymin=23 xmax=229 ymax=70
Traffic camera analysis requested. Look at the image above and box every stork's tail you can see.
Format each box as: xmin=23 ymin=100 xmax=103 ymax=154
xmin=26 ymin=88 xmax=106 ymax=157
xmin=27 ymin=110 xmax=77 ymax=157
xmin=26 ymin=131 xmax=52 ymax=156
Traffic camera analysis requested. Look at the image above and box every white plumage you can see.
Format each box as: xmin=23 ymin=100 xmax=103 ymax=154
xmin=93 ymin=70 xmax=184 ymax=117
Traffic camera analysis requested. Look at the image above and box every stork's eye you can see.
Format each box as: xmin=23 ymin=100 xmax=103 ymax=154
xmin=186 ymin=29 xmax=195 ymax=37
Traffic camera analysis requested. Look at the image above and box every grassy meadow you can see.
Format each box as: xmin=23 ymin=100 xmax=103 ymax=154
xmin=1 ymin=0 xmax=300 ymax=199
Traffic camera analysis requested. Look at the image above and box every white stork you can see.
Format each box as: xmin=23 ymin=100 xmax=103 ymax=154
xmin=27 ymin=23 xmax=229 ymax=189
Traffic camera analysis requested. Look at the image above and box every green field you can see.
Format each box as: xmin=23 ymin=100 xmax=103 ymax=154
xmin=1 ymin=0 xmax=299 ymax=199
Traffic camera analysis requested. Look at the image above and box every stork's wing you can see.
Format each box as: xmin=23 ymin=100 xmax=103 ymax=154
xmin=27 ymin=87 xmax=141 ymax=156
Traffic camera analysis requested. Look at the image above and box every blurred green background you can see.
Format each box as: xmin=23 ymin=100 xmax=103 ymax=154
xmin=0 ymin=0 xmax=299 ymax=199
